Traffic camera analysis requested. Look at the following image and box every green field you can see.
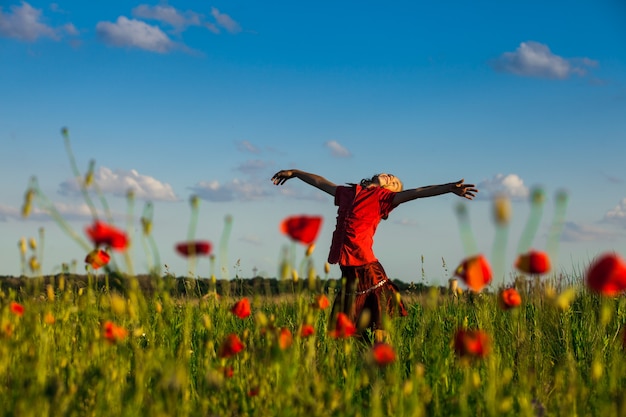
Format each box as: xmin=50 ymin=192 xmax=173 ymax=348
xmin=1 ymin=271 xmax=625 ymax=417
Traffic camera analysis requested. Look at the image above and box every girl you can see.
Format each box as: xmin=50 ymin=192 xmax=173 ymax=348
xmin=271 ymin=169 xmax=477 ymax=340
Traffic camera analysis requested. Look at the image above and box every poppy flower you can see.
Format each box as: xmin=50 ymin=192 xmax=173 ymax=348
xmin=280 ymin=215 xmax=323 ymax=245
xmin=454 ymin=254 xmax=492 ymax=292
xmin=231 ymin=298 xmax=251 ymax=319
xmin=219 ymin=333 xmax=245 ymax=358
xmin=454 ymin=329 xmax=490 ymax=359
xmin=515 ymin=250 xmax=551 ymax=274
xmin=222 ymin=366 xmax=234 ymax=378
xmin=499 ymin=287 xmax=522 ymax=310
xmin=585 ymin=253 xmax=626 ymax=296
xmin=103 ymin=320 xmax=128 ymax=343
xmin=300 ymin=324 xmax=315 ymax=338
xmin=85 ymin=249 xmax=110 ymax=269
xmin=175 ymin=240 xmax=212 ymax=257
xmin=371 ymin=342 xmax=396 ymax=367
xmin=314 ymin=294 xmax=330 ymax=310
xmin=85 ymin=221 xmax=129 ymax=251
xmin=329 ymin=313 xmax=357 ymax=339
xmin=278 ymin=327 xmax=293 ymax=350
xmin=9 ymin=302 xmax=24 ymax=317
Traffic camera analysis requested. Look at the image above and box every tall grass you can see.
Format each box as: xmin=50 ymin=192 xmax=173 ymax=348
xmin=1 ymin=273 xmax=625 ymax=417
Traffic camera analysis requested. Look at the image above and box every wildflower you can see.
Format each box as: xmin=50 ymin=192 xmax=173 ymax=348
xmin=278 ymin=327 xmax=293 ymax=350
xmin=493 ymin=194 xmax=512 ymax=226
xmin=86 ymin=221 xmax=129 ymax=251
xmin=18 ymin=238 xmax=27 ymax=255
xmin=218 ymin=333 xmax=245 ymax=358
xmin=324 ymin=262 xmax=331 ymax=275
xmin=280 ymin=215 xmax=323 ymax=245
xmin=175 ymin=240 xmax=212 ymax=257
xmin=499 ymin=287 xmax=522 ymax=310
xmin=515 ymin=250 xmax=551 ymax=274
xmin=102 ymin=320 xmax=128 ymax=343
xmin=29 ymin=256 xmax=40 ymax=272
xmin=44 ymin=312 xmax=55 ymax=325
xmin=371 ymin=342 xmax=397 ymax=367
xmin=231 ymin=298 xmax=251 ymax=319
xmin=10 ymin=302 xmax=24 ymax=317
xmin=585 ymin=253 xmax=626 ymax=296
xmin=305 ymin=243 xmax=315 ymax=257
xmin=329 ymin=313 xmax=357 ymax=339
xmin=21 ymin=188 xmax=35 ymax=218
xmin=248 ymin=387 xmax=260 ymax=397
xmin=454 ymin=329 xmax=490 ymax=359
xmin=222 ymin=366 xmax=234 ymax=378
xmin=300 ymin=324 xmax=315 ymax=338
xmin=85 ymin=249 xmax=110 ymax=269
xmin=314 ymin=294 xmax=330 ymax=310
xmin=454 ymin=254 xmax=492 ymax=292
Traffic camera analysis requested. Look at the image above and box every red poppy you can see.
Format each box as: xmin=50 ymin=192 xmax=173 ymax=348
xmin=454 ymin=329 xmax=490 ymax=359
xmin=85 ymin=221 xmax=128 ymax=251
xmin=515 ymin=250 xmax=551 ymax=274
xmin=278 ymin=327 xmax=293 ymax=350
xmin=9 ymin=301 xmax=24 ymax=317
xmin=248 ymin=387 xmax=260 ymax=397
xmin=454 ymin=254 xmax=492 ymax=292
xmin=103 ymin=320 xmax=128 ymax=343
xmin=222 ymin=366 xmax=234 ymax=378
xmin=499 ymin=287 xmax=522 ymax=310
xmin=219 ymin=333 xmax=245 ymax=358
xmin=175 ymin=240 xmax=212 ymax=257
xmin=85 ymin=249 xmax=110 ymax=269
xmin=329 ymin=313 xmax=357 ymax=339
xmin=280 ymin=215 xmax=323 ymax=245
xmin=314 ymin=294 xmax=330 ymax=310
xmin=585 ymin=253 xmax=626 ymax=296
xmin=300 ymin=324 xmax=315 ymax=338
xmin=231 ymin=298 xmax=251 ymax=319
xmin=371 ymin=342 xmax=396 ymax=367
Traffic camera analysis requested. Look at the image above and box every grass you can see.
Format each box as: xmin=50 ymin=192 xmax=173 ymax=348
xmin=1 ymin=272 xmax=625 ymax=417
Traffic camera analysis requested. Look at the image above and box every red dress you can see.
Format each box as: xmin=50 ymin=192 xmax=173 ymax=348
xmin=328 ymin=185 xmax=408 ymax=332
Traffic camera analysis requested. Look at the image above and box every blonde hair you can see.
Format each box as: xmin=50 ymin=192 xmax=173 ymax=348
xmin=360 ymin=174 xmax=403 ymax=192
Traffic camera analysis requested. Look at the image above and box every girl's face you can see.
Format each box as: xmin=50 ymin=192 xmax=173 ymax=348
xmin=374 ymin=173 xmax=402 ymax=192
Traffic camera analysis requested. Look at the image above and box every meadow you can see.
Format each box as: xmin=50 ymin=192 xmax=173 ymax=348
xmin=3 ymin=128 xmax=626 ymax=416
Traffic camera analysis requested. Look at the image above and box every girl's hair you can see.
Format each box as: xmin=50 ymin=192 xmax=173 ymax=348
xmin=360 ymin=174 xmax=403 ymax=191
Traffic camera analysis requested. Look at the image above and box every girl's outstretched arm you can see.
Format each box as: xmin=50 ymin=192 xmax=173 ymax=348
xmin=271 ymin=169 xmax=337 ymax=196
xmin=392 ymin=179 xmax=477 ymax=206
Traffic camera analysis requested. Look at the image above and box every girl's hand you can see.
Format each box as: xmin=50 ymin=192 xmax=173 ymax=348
xmin=271 ymin=170 xmax=295 ymax=185
xmin=451 ymin=179 xmax=478 ymax=200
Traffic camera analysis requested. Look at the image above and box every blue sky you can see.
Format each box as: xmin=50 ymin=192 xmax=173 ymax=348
xmin=1 ymin=0 xmax=625 ymax=285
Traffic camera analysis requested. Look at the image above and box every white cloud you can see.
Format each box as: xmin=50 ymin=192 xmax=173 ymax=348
xmin=491 ymin=41 xmax=597 ymax=79
xmin=0 ymin=202 xmax=99 ymax=222
xmin=477 ymin=173 xmax=529 ymax=200
xmin=602 ymin=198 xmax=626 ymax=226
xmin=235 ymin=159 xmax=273 ymax=176
xmin=0 ymin=2 xmax=58 ymax=41
xmin=236 ymin=140 xmax=261 ymax=154
xmin=211 ymin=7 xmax=241 ymax=34
xmin=561 ymin=221 xmax=621 ymax=242
xmin=96 ymin=16 xmax=177 ymax=53
xmin=325 ymin=140 xmax=352 ymax=158
xmin=190 ymin=179 xmax=271 ymax=202
xmin=132 ymin=5 xmax=201 ymax=31
xmin=58 ymin=167 xmax=179 ymax=201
